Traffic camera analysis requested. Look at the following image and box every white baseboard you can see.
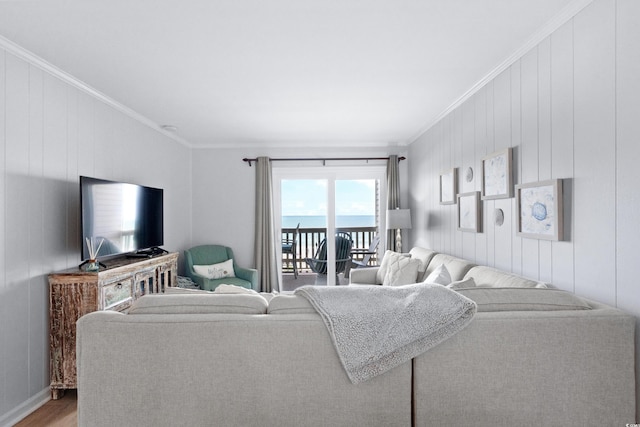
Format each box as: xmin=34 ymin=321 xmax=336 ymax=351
xmin=0 ymin=388 xmax=50 ymax=427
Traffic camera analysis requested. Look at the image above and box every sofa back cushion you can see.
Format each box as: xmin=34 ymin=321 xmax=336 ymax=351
xmin=128 ymin=294 xmax=268 ymax=315
xmin=409 ymin=247 xmax=438 ymax=275
xmin=464 ymin=265 xmax=547 ymax=288
xmin=456 ymin=287 xmax=591 ymax=312
xmin=422 ymin=254 xmax=476 ymax=282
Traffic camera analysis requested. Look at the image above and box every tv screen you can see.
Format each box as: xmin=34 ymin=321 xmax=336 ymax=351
xmin=80 ymin=176 xmax=164 ymax=260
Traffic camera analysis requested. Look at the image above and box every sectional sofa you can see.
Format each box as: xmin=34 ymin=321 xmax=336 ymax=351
xmin=76 ymin=247 xmax=636 ymax=426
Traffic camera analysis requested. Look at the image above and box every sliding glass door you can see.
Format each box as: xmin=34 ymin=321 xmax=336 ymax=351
xmin=274 ymin=166 xmax=386 ymax=290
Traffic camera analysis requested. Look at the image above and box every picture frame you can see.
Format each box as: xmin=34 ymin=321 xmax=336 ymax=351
xmin=439 ymin=168 xmax=457 ymax=205
xmin=457 ymin=191 xmax=482 ymax=232
xmin=481 ymin=147 xmax=513 ymax=200
xmin=515 ymin=179 xmax=563 ymax=241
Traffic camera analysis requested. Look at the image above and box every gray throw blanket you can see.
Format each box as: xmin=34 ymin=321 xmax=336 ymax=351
xmin=294 ymin=283 xmax=476 ymax=384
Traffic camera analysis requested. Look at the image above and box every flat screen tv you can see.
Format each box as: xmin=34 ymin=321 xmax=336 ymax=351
xmin=80 ymin=176 xmax=164 ymax=260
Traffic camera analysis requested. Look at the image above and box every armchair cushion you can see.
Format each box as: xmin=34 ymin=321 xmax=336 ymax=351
xmin=193 ymin=259 xmax=236 ymax=279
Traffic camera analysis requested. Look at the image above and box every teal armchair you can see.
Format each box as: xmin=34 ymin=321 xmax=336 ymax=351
xmin=184 ymin=245 xmax=259 ymax=291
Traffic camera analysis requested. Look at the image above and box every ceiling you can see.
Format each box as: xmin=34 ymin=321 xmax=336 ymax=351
xmin=0 ymin=0 xmax=580 ymax=148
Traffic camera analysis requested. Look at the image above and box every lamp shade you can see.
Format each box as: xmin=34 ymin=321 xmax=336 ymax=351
xmin=387 ymin=209 xmax=412 ymax=229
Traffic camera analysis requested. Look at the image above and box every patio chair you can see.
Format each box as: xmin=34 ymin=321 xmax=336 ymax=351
xmin=304 ymin=234 xmax=353 ymax=279
xmin=347 ymin=235 xmax=381 ymax=277
xmin=282 ymin=223 xmax=300 ymax=278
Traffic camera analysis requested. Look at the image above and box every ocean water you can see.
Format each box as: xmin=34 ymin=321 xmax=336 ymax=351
xmin=283 ymin=215 xmax=376 ymax=228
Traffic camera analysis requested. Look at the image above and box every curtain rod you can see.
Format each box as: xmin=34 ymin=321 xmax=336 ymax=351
xmin=242 ymin=156 xmax=406 ymax=167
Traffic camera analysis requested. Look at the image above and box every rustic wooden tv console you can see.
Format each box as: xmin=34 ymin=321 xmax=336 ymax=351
xmin=48 ymin=252 xmax=179 ymax=399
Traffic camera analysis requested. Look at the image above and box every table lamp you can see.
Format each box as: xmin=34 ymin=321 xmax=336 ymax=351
xmin=387 ymin=208 xmax=412 ymax=252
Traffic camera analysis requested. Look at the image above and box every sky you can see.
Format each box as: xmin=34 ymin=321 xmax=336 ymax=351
xmin=281 ymin=179 xmax=377 ymax=217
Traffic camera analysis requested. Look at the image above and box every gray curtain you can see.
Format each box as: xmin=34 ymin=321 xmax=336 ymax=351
xmin=386 ymin=155 xmax=400 ymax=251
xmin=254 ymin=157 xmax=280 ymax=292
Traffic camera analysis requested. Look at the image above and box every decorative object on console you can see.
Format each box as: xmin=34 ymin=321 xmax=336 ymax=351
xmin=515 ymin=179 xmax=563 ymax=241
xmin=457 ymin=191 xmax=482 ymax=232
xmin=439 ymin=168 xmax=457 ymax=205
xmin=80 ymin=237 xmax=106 ymax=271
xmin=481 ymin=147 xmax=513 ymax=199
xmin=387 ymin=208 xmax=412 ymax=252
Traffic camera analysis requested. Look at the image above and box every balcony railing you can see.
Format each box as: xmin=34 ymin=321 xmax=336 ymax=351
xmin=282 ymin=226 xmax=379 ymax=274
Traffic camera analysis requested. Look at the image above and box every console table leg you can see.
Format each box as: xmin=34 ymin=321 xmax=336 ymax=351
xmin=51 ymin=388 xmax=66 ymax=400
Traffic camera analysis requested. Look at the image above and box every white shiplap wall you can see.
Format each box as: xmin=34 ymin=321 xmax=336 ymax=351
xmin=0 ymin=48 xmax=192 ymax=424
xmin=408 ymin=0 xmax=640 ymax=416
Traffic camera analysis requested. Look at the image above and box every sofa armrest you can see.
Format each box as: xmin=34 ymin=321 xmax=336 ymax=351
xmin=235 ymin=266 xmax=259 ymax=291
xmin=349 ymin=267 xmax=380 ymax=285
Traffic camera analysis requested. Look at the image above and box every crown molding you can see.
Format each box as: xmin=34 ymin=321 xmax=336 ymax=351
xmin=0 ymin=34 xmax=193 ymax=148
xmin=191 ymin=138 xmax=411 ymax=150
xmin=409 ymin=0 xmax=594 ymax=144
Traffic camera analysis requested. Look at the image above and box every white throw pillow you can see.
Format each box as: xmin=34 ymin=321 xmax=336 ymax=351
xmin=423 ymin=263 xmax=451 ymax=286
xmin=376 ymin=250 xmax=410 ymax=284
xmin=446 ymin=277 xmax=476 ymax=290
xmin=193 ymin=259 xmax=236 ymax=279
xmin=383 ymin=256 xmax=422 ymax=286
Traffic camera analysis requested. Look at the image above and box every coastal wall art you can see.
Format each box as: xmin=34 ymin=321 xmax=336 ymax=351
xmin=481 ymin=147 xmax=513 ymax=200
xmin=515 ymin=179 xmax=563 ymax=241
xmin=439 ymin=168 xmax=457 ymax=205
xmin=457 ymin=191 xmax=481 ymax=232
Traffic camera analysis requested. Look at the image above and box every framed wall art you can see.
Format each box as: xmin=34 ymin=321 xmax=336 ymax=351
xmin=439 ymin=168 xmax=457 ymax=205
xmin=515 ymin=179 xmax=563 ymax=241
xmin=481 ymin=147 xmax=513 ymax=200
xmin=457 ymin=191 xmax=481 ymax=232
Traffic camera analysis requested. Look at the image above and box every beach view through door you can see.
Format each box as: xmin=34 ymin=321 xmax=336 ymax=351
xmin=279 ymin=175 xmax=382 ymax=290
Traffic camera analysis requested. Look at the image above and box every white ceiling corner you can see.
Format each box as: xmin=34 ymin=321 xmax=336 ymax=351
xmin=0 ymin=0 xmax=583 ymax=149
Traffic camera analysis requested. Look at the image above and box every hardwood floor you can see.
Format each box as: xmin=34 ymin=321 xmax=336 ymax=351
xmin=14 ymin=391 xmax=77 ymax=427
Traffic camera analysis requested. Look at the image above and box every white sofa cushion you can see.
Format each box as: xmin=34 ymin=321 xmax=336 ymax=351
xmin=464 ymin=265 xmax=547 ymax=288
xmin=164 ymin=286 xmax=212 ymax=295
xmin=422 ymin=254 xmax=476 ymax=282
xmin=164 ymin=284 xmax=259 ymax=295
xmin=455 ymin=288 xmax=591 ymax=311
xmin=446 ymin=277 xmax=476 ymax=290
xmin=268 ymin=294 xmax=316 ymax=314
xmin=128 ymin=294 xmax=268 ymax=315
xmin=408 ymin=247 xmax=438 ymax=275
